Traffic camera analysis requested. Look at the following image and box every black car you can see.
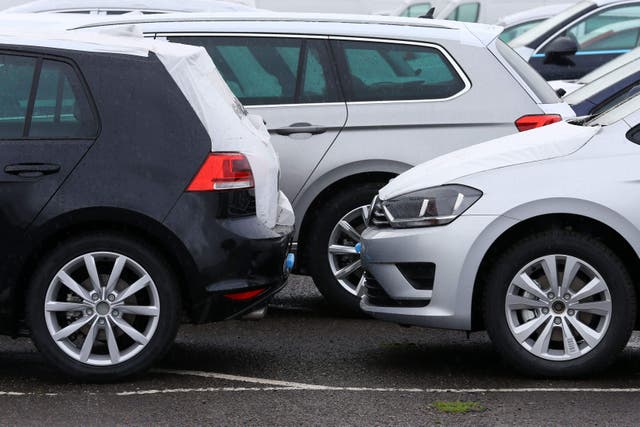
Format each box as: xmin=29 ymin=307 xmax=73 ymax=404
xmin=510 ymin=0 xmax=640 ymax=81
xmin=0 ymin=34 xmax=293 ymax=380
xmin=567 ymin=66 xmax=640 ymax=115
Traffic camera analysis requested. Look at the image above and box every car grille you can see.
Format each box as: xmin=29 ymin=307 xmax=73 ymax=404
xmin=364 ymin=272 xmax=429 ymax=308
xmin=369 ymin=197 xmax=390 ymax=228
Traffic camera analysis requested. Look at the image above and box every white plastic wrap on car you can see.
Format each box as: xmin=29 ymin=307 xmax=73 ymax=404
xmin=379 ymin=121 xmax=600 ymax=201
xmin=0 ymin=28 xmax=292 ymax=229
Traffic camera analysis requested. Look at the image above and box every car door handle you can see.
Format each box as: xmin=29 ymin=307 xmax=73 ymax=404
xmin=274 ymin=122 xmax=327 ymax=136
xmin=5 ymin=163 xmax=61 ymax=178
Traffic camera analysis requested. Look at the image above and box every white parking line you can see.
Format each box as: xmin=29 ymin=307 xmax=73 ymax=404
xmin=153 ymin=369 xmax=640 ymax=394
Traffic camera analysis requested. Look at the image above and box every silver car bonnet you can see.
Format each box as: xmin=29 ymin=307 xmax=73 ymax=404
xmin=379 ymin=121 xmax=600 ymax=200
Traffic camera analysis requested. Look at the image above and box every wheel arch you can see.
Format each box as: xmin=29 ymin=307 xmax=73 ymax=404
xmin=293 ymin=160 xmax=408 ymax=274
xmin=470 ymin=209 xmax=640 ymax=331
xmin=10 ymin=207 xmax=197 ymax=334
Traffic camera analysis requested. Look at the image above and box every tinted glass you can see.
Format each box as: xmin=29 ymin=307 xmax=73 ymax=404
xmin=447 ymin=2 xmax=480 ymax=22
xmin=334 ymin=40 xmax=467 ymax=102
xmin=0 ymin=54 xmax=36 ymax=139
xmin=168 ymin=36 xmax=339 ymax=106
xmin=406 ymin=3 xmax=431 ymax=17
xmin=544 ymin=4 xmax=640 ymax=53
xmin=30 ymin=60 xmax=97 ymax=138
xmin=500 ymin=20 xmax=544 ymax=43
xmin=495 ymin=40 xmax=559 ymax=104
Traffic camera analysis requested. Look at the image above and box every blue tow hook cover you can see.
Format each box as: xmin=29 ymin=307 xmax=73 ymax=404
xmin=285 ymin=253 xmax=295 ymax=273
xmin=355 ymin=242 xmax=362 ymax=254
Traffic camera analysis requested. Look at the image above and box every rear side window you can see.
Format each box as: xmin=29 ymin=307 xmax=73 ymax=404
xmin=495 ymin=40 xmax=559 ymax=104
xmin=168 ymin=36 xmax=340 ymax=106
xmin=332 ymin=40 xmax=468 ymax=102
xmin=0 ymin=54 xmax=36 ymax=138
xmin=401 ymin=3 xmax=431 ymax=17
xmin=0 ymin=54 xmax=97 ymax=139
xmin=447 ymin=3 xmax=480 ymax=22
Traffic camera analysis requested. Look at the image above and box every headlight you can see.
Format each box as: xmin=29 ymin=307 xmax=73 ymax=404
xmin=378 ymin=185 xmax=482 ymax=228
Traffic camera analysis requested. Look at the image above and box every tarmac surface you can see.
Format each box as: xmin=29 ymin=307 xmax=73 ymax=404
xmin=2 ymin=275 xmax=640 ymax=425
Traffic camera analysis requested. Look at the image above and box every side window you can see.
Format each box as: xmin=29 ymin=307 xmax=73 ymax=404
xmin=167 ymin=36 xmax=340 ymax=106
xmin=333 ymin=40 xmax=467 ymax=102
xmin=447 ymin=2 xmax=480 ymax=22
xmin=406 ymin=3 xmax=431 ymax=18
xmin=0 ymin=55 xmax=97 ymax=140
xmin=30 ymin=60 xmax=98 ymax=138
xmin=544 ymin=4 xmax=640 ymax=53
xmin=0 ymin=54 xmax=36 ymax=138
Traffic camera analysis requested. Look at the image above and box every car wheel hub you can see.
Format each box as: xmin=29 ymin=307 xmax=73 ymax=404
xmin=505 ymin=254 xmax=612 ymax=361
xmin=327 ymin=205 xmax=369 ymax=296
xmin=44 ymin=252 xmax=161 ymax=367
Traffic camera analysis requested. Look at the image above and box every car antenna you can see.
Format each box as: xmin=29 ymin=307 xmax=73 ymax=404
xmin=419 ymin=7 xmax=436 ymax=19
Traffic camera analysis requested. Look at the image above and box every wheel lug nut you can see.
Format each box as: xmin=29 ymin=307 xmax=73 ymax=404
xmin=547 ymin=293 xmax=555 ymax=299
xmin=542 ymin=308 xmax=549 ymax=314
xmin=568 ymin=309 xmax=575 ymax=316
xmin=108 ymin=294 xmax=115 ymax=302
xmin=112 ymin=310 xmax=119 ymax=317
xmin=86 ymin=309 xmax=93 ymax=316
xmin=564 ymin=294 xmax=571 ymax=300
xmin=554 ymin=317 xmax=562 ymax=325
xmin=92 ymin=294 xmax=99 ymax=301
xmin=98 ymin=319 xmax=105 ymax=325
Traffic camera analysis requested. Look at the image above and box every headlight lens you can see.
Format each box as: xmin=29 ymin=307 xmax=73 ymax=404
xmin=380 ymin=185 xmax=482 ymax=228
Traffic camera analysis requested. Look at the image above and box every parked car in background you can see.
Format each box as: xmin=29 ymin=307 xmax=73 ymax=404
xmin=549 ymin=46 xmax=640 ymax=94
xmin=0 ymin=28 xmax=293 ymax=380
xmin=565 ymin=57 xmax=640 ymax=114
xmin=361 ymin=93 xmax=640 ymax=377
xmin=498 ymin=4 xmax=573 ymax=43
xmin=510 ymin=0 xmax=640 ymax=81
xmin=71 ymin=13 xmax=575 ymax=312
xmin=2 ymin=0 xmax=257 ymax=14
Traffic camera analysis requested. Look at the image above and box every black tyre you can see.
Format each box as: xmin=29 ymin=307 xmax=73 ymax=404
xmin=484 ymin=230 xmax=635 ymax=377
xmin=306 ymin=182 xmax=384 ymax=314
xmin=26 ymin=232 xmax=180 ymax=381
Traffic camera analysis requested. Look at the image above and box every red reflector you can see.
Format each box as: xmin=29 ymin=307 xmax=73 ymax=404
xmin=223 ymin=288 xmax=266 ymax=301
xmin=187 ymin=152 xmax=254 ymax=192
xmin=515 ymin=114 xmax=562 ymax=132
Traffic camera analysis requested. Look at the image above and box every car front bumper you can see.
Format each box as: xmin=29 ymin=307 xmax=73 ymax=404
xmin=360 ymin=215 xmax=515 ymax=331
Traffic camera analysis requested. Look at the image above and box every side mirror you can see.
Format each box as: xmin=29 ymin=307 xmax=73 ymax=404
xmin=544 ymin=36 xmax=578 ymax=66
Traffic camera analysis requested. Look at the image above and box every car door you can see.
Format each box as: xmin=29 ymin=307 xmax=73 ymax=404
xmin=0 ymin=53 xmax=98 ymax=265
xmin=164 ymin=34 xmax=347 ymax=202
xmin=529 ymin=2 xmax=640 ymax=80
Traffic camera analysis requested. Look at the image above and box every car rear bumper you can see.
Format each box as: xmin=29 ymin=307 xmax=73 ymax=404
xmin=163 ymin=191 xmax=294 ymax=323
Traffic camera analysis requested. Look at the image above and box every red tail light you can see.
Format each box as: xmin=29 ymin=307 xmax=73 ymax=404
xmin=223 ymin=288 xmax=266 ymax=301
xmin=187 ymin=152 xmax=254 ymax=192
xmin=515 ymin=114 xmax=562 ymax=132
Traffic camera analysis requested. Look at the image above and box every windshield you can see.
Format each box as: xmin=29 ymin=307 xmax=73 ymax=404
xmin=589 ymin=92 xmax=640 ymax=126
xmin=579 ymin=47 xmax=640 ymax=84
xmin=510 ymin=1 xmax=594 ymax=48
xmin=566 ymin=59 xmax=640 ymax=105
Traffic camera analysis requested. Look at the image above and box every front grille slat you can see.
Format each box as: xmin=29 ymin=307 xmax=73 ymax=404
xmin=364 ymin=272 xmax=429 ymax=308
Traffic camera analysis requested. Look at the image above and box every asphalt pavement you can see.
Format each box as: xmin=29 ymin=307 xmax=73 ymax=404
xmin=2 ymin=275 xmax=640 ymax=426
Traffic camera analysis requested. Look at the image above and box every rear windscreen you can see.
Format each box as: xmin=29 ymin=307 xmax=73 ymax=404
xmin=495 ymin=40 xmax=560 ymax=104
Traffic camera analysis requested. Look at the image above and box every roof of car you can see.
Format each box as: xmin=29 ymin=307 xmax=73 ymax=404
xmin=70 ymin=11 xmax=503 ymax=46
xmin=3 ymin=0 xmax=255 ymax=13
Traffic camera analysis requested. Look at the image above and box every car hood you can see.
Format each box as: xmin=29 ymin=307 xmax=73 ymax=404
xmin=379 ymin=121 xmax=600 ymax=200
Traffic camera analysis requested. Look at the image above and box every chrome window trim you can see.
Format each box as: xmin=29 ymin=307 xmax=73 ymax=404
xmin=155 ymin=32 xmax=471 ymax=106
xmin=532 ymin=0 xmax=640 ymax=56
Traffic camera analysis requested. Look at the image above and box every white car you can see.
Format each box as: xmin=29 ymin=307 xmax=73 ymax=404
xmin=360 ymin=93 xmax=640 ymax=377
xmin=497 ymin=3 xmax=573 ymax=42
xmin=2 ymin=0 xmax=256 ymax=14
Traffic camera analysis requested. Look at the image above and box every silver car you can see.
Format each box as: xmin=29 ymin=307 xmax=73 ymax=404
xmin=75 ymin=13 xmax=573 ymax=311
xmin=361 ymin=94 xmax=640 ymax=376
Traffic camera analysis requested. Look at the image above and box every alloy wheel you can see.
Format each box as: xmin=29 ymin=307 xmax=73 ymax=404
xmin=505 ymin=254 xmax=612 ymax=361
xmin=43 ymin=252 xmax=160 ymax=366
xmin=327 ymin=205 xmax=369 ymax=296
